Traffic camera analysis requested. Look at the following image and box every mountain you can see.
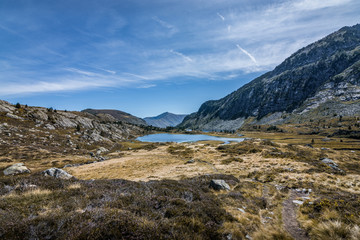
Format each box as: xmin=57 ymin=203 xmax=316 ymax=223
xmin=180 ymin=24 xmax=360 ymax=130
xmin=82 ymin=109 xmax=147 ymax=126
xmin=144 ymin=112 xmax=188 ymax=128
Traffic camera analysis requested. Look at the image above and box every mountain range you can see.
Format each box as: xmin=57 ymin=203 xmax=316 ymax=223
xmin=180 ymin=24 xmax=360 ymax=130
xmin=143 ymin=112 xmax=187 ymax=128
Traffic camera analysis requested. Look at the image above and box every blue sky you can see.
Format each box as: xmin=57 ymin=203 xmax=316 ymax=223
xmin=0 ymin=0 xmax=359 ymax=117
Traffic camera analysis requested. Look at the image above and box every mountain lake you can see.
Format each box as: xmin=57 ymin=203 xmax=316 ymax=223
xmin=136 ymin=133 xmax=244 ymax=144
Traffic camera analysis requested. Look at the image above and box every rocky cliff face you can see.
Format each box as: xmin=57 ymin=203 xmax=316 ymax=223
xmin=180 ymin=24 xmax=360 ymax=130
xmin=82 ymin=109 xmax=147 ymax=126
xmin=144 ymin=112 xmax=187 ymax=128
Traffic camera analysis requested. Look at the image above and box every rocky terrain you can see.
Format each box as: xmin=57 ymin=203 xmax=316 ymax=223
xmin=144 ymin=112 xmax=187 ymax=128
xmin=180 ymin=24 xmax=360 ymax=131
xmin=0 ymin=100 xmax=147 ymax=173
xmin=82 ymin=108 xmax=147 ymax=126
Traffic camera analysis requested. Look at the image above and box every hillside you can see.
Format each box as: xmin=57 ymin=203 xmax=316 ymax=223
xmin=144 ymin=112 xmax=187 ymax=128
xmin=180 ymin=24 xmax=360 ymax=131
xmin=0 ymin=100 xmax=145 ymax=165
xmin=82 ymin=109 xmax=147 ymax=126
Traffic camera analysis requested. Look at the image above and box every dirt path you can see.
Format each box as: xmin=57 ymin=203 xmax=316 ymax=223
xmin=282 ymin=190 xmax=309 ymax=240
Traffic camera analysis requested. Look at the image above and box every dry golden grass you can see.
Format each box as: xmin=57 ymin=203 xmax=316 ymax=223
xmin=1 ymin=128 xmax=359 ymax=239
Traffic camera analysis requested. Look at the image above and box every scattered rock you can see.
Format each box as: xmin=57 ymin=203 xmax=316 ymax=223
xmin=186 ymin=159 xmax=195 ymax=164
xmin=43 ymin=168 xmax=73 ymax=179
xmin=245 ymin=234 xmax=252 ymax=240
xmin=3 ymin=163 xmax=30 ymax=176
xmin=209 ymin=179 xmax=230 ymax=191
xmin=44 ymin=124 xmax=56 ymax=130
xmin=28 ymin=110 xmax=48 ymax=121
xmin=292 ymin=200 xmax=304 ymax=205
xmin=6 ymin=113 xmax=24 ymax=120
xmin=0 ymin=100 xmax=15 ymax=113
xmin=237 ymin=208 xmax=246 ymax=213
xmin=96 ymin=147 xmax=109 ymax=155
xmin=295 ymin=188 xmax=312 ymax=194
xmin=321 ymin=158 xmax=344 ymax=172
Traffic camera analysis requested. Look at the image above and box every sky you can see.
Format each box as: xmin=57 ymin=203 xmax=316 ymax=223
xmin=0 ymin=0 xmax=359 ymax=117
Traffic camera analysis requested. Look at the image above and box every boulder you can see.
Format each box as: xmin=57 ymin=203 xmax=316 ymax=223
xmin=45 ymin=124 xmax=56 ymax=130
xmin=42 ymin=168 xmax=73 ymax=179
xmin=209 ymin=179 xmax=230 ymax=191
xmin=3 ymin=163 xmax=30 ymax=175
xmin=321 ymin=158 xmax=344 ymax=172
xmin=96 ymin=147 xmax=109 ymax=155
xmin=0 ymin=100 xmax=15 ymax=113
xmin=28 ymin=110 xmax=48 ymax=121
xmin=5 ymin=113 xmax=24 ymax=120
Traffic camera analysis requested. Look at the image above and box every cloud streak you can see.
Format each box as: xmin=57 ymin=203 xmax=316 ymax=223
xmin=217 ymin=13 xmax=225 ymax=21
xmin=236 ymin=45 xmax=258 ymax=65
xmin=170 ymin=50 xmax=193 ymax=62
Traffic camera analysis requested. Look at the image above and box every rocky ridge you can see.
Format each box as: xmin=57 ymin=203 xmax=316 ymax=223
xmin=0 ymin=100 xmax=145 ymax=160
xmin=82 ymin=108 xmax=147 ymax=126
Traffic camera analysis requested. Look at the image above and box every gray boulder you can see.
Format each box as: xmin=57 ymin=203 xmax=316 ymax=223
xmin=96 ymin=147 xmax=109 ymax=155
xmin=43 ymin=168 xmax=73 ymax=179
xmin=28 ymin=110 xmax=48 ymax=121
xmin=3 ymin=163 xmax=30 ymax=175
xmin=210 ymin=179 xmax=230 ymax=191
xmin=0 ymin=100 xmax=15 ymax=113
xmin=6 ymin=113 xmax=24 ymax=120
xmin=321 ymin=158 xmax=343 ymax=172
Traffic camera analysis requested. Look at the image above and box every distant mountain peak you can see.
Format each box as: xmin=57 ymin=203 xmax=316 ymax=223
xmin=144 ymin=112 xmax=188 ymax=128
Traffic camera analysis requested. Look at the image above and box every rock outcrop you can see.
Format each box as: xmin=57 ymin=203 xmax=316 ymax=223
xmin=209 ymin=179 xmax=230 ymax=191
xmin=42 ymin=168 xmax=73 ymax=179
xmin=0 ymin=100 xmax=144 ymax=143
xmin=3 ymin=163 xmax=30 ymax=176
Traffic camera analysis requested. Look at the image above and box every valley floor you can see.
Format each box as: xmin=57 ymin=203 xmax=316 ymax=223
xmin=1 ymin=132 xmax=360 ymax=239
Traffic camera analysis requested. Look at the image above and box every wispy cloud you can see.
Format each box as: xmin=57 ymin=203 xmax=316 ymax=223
xmin=236 ymin=45 xmax=258 ymax=65
xmin=65 ymin=68 xmax=99 ymax=77
xmin=152 ymin=16 xmax=178 ymax=35
xmin=0 ymin=79 xmax=112 ymax=96
xmin=136 ymin=84 xmax=156 ymax=89
xmin=170 ymin=50 xmax=193 ymax=62
xmin=217 ymin=13 xmax=225 ymax=21
xmin=292 ymin=0 xmax=352 ymax=11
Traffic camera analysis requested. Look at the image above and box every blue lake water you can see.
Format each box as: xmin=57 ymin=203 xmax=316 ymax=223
xmin=136 ymin=133 xmax=244 ymax=144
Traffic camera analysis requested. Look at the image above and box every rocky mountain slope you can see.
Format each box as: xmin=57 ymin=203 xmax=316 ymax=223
xmin=0 ymin=100 xmax=145 ymax=157
xmin=180 ymin=24 xmax=360 ymax=130
xmin=82 ymin=108 xmax=147 ymax=126
xmin=144 ymin=112 xmax=187 ymax=128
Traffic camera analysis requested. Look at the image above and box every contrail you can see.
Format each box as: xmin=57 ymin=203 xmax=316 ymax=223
xmin=217 ymin=13 xmax=225 ymax=21
xmin=236 ymin=44 xmax=258 ymax=65
xmin=170 ymin=49 xmax=193 ymax=62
